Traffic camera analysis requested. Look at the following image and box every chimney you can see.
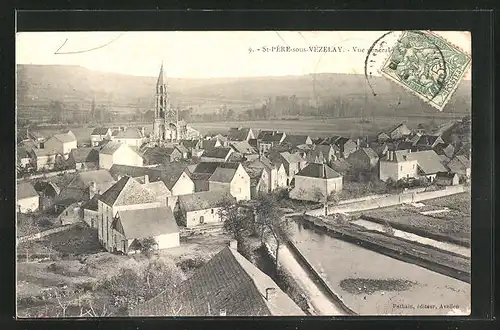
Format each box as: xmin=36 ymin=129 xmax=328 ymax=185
xmin=219 ymin=309 xmax=226 ymax=316
xmin=144 ymin=174 xmax=149 ymax=184
xmin=123 ymin=126 xmax=127 ymax=132
xmin=265 ymin=287 xmax=276 ymax=301
xmin=228 ymin=240 xmax=238 ymax=250
xmin=140 ymin=127 xmax=145 ymax=137
xmin=89 ymin=181 xmax=97 ymax=199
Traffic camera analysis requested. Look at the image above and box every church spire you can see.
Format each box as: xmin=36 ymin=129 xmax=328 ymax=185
xmin=157 ymin=61 xmax=166 ymax=86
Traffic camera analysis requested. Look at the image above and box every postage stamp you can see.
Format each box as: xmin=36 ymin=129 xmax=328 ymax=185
xmin=380 ymin=30 xmax=471 ymax=111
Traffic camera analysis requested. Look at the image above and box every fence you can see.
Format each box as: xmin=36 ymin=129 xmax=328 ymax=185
xmin=306 ymin=185 xmax=466 ymax=216
xmin=17 ymin=223 xmax=78 ymax=244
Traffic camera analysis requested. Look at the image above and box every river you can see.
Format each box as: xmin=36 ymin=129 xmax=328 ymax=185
xmin=288 ymin=220 xmax=471 ymax=316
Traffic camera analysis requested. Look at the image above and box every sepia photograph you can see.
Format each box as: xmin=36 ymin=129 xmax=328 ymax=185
xmin=15 ymin=30 xmax=471 ymax=317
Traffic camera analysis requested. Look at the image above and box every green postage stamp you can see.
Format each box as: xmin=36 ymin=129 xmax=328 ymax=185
xmin=381 ymin=30 xmax=471 ymax=111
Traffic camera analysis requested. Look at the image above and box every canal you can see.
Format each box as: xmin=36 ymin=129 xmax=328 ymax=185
xmin=288 ymin=220 xmax=471 ymax=316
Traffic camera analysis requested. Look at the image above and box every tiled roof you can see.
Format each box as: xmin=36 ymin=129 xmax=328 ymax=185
xmin=329 ymin=159 xmax=352 ymax=174
xmin=201 ymin=147 xmax=232 ymax=159
xmin=245 ymin=167 xmax=264 ymax=185
xmin=227 ymin=128 xmax=252 ymax=141
xmin=70 ymin=147 xmax=99 ymax=163
xmin=72 ymin=170 xmax=116 ymax=189
xmin=201 ymin=139 xmax=219 ymax=150
xmin=114 ymin=129 xmax=143 ymax=139
xmin=415 ymin=135 xmax=442 ymax=146
xmin=81 ymin=194 xmax=99 ymax=211
xmin=99 ymin=176 xmax=159 ymax=207
xmin=405 ymin=150 xmax=448 ymax=175
xmin=17 ymin=182 xmax=38 ymax=200
xmin=436 ymin=171 xmax=457 ymax=179
xmin=359 ymin=147 xmax=379 ymax=161
xmin=109 ymin=164 xmax=163 ymax=181
xmin=245 ymin=155 xmax=274 ymax=171
xmin=114 ymin=206 xmax=179 ymax=239
xmin=282 ymin=135 xmax=311 ymax=146
xmin=261 ymin=132 xmax=285 ymax=143
xmin=296 ymin=163 xmax=342 ymax=179
xmin=52 ymin=132 xmax=76 ymax=144
xmin=91 ymin=127 xmax=110 ymax=135
xmin=209 ymin=167 xmax=237 ymax=183
xmin=99 ymin=141 xmax=124 ymax=155
xmin=257 ymin=130 xmax=278 ymax=139
xmin=159 ymin=167 xmax=190 ymax=190
xmin=230 ymin=141 xmax=256 ymax=155
xmin=33 ymin=148 xmax=57 ymax=157
xmin=130 ymin=246 xmax=304 ymax=316
xmin=180 ymin=139 xmax=200 ymax=149
xmin=17 ymin=147 xmax=31 ymax=159
xmin=280 ymin=152 xmax=305 ymax=164
xmin=178 ymin=191 xmax=232 ymax=212
xmin=175 ymin=144 xmax=188 ymax=154
xmin=143 ymin=181 xmax=171 ymax=197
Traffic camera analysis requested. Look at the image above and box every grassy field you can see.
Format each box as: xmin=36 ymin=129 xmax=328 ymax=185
xmin=358 ymin=192 xmax=471 ymax=246
xmin=27 ymin=115 xmax=455 ymax=143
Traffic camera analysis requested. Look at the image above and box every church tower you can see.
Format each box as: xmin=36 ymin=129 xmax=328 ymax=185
xmin=153 ymin=62 xmax=180 ymax=142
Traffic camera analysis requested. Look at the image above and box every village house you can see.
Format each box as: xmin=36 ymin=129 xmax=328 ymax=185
xmin=90 ymin=127 xmax=112 ymax=147
xmin=158 ymin=166 xmax=195 ymax=209
xmin=245 ymin=155 xmax=287 ymax=191
xmin=404 ymin=150 xmax=448 ymax=182
xmin=346 ymin=147 xmax=380 ymax=173
xmin=245 ymin=166 xmax=268 ymax=198
xmin=435 ymin=172 xmax=460 ymax=187
xmin=81 ymin=194 xmax=99 ymax=228
xmin=433 ymin=143 xmax=456 ymax=159
xmin=143 ymin=146 xmax=182 ymax=165
xmin=290 ymin=163 xmax=343 ymax=202
xmin=130 ymin=245 xmax=305 ymax=316
xmin=229 ymin=140 xmax=259 ymax=162
xmin=413 ymin=135 xmax=445 ymax=150
xmin=33 ymin=181 xmax=61 ymax=211
xmin=97 ymin=176 xmax=180 ymax=253
xmin=175 ymin=191 xmax=233 ymax=227
xmin=57 ymin=202 xmax=81 ymax=226
xmin=208 ymin=163 xmax=251 ymax=201
xmin=227 ymin=127 xmax=255 ymax=142
xmin=377 ymin=123 xmax=412 ymax=142
xmin=68 ymin=147 xmax=100 ymax=170
xmin=268 ymin=151 xmax=307 ymax=186
xmin=44 ymin=131 xmax=78 ymax=158
xmin=111 ymin=127 xmax=145 ymax=148
xmin=143 ymin=180 xmax=172 ymax=206
xmin=98 ymin=141 xmax=144 ymax=170
xmin=17 ymin=182 xmax=39 ymax=213
xmin=180 ymin=139 xmax=203 ymax=158
xmin=200 ymin=147 xmax=233 ymax=163
xmin=258 ymin=132 xmax=286 ymax=154
xmin=54 ymin=169 xmax=116 ymax=212
xmin=313 ymin=144 xmax=339 ymax=164
xmin=29 ymin=148 xmax=61 ymax=171
xmin=445 ymin=155 xmax=471 ymax=180
xmin=379 ymin=150 xmax=419 ymax=182
xmin=281 ymin=135 xmax=313 ymax=148
xmin=303 ymin=149 xmax=324 ymax=164
xmin=332 ymin=137 xmax=358 ymax=159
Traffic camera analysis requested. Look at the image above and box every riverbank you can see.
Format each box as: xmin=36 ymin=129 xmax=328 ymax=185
xmin=289 ymin=220 xmax=470 ymax=315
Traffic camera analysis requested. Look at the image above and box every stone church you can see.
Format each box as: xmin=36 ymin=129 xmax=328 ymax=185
xmin=152 ymin=63 xmax=189 ymax=142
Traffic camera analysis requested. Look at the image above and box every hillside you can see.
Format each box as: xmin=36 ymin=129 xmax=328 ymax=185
xmin=16 ymin=64 xmax=471 ymax=121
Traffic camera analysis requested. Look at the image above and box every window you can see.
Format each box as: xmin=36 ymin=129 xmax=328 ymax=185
xmin=199 ymin=216 xmax=205 ymax=224
xmin=400 ymin=166 xmax=403 ymax=171
xmin=211 ymin=209 xmax=214 ymax=214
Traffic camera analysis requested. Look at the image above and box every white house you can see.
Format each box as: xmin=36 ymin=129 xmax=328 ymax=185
xmin=17 ymin=182 xmax=39 ymax=213
xmin=290 ymin=163 xmax=343 ymax=202
xmin=44 ymin=131 xmax=78 ymax=157
xmin=175 ymin=191 xmax=233 ymax=227
xmin=98 ymin=141 xmax=144 ymax=170
xmin=379 ymin=150 xmax=419 ymax=182
xmin=97 ymin=176 xmax=179 ymax=253
xmin=111 ymin=128 xmax=144 ymax=148
xmin=90 ymin=127 xmax=112 ymax=147
xmin=208 ymin=163 xmax=251 ymax=201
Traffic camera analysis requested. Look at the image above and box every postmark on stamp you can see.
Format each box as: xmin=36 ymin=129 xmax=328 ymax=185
xmin=380 ymin=30 xmax=471 ymax=111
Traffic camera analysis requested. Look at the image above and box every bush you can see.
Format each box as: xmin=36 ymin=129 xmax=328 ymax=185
xmin=177 ymin=255 xmax=206 ymax=273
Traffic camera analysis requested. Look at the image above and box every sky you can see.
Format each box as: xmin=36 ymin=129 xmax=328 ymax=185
xmin=16 ymin=31 xmax=471 ymax=79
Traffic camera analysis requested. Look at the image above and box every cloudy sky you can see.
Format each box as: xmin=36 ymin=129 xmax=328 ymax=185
xmin=16 ymin=31 xmax=471 ymax=79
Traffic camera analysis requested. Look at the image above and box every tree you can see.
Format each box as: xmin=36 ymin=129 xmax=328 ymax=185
xmin=139 ymin=237 xmax=158 ymax=258
xmin=312 ymin=187 xmax=339 ymax=216
xmin=217 ymin=196 xmax=253 ymax=254
xmin=253 ymin=194 xmax=292 ymax=276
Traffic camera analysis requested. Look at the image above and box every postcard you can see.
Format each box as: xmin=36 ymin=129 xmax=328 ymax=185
xmin=16 ymin=30 xmax=471 ymax=317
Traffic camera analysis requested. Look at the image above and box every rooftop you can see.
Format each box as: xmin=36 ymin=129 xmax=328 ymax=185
xmin=296 ymin=163 xmax=342 ymax=179
xmin=17 ymin=182 xmax=38 ymax=200
xmin=99 ymin=176 xmax=159 ymax=207
xmin=178 ymin=191 xmax=232 ymax=212
xmin=114 ymin=206 xmax=179 ymax=240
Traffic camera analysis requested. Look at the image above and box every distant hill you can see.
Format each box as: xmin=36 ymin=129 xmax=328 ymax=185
xmin=16 ymin=64 xmax=471 ymax=121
